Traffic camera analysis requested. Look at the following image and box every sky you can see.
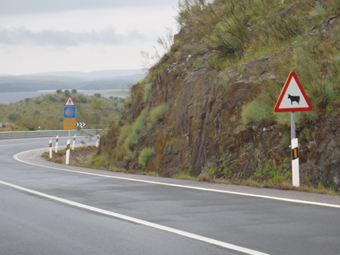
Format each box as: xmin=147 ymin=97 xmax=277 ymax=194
xmin=0 ymin=0 xmax=180 ymax=75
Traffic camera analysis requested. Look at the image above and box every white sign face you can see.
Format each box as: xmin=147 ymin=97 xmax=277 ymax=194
xmin=274 ymin=71 xmax=312 ymax=112
xmin=64 ymin=96 xmax=76 ymax=106
xmin=277 ymin=76 xmax=309 ymax=109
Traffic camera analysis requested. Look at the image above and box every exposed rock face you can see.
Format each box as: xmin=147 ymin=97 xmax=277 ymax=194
xmin=99 ymin=11 xmax=340 ymax=191
xmin=104 ymin=50 xmax=340 ymax=191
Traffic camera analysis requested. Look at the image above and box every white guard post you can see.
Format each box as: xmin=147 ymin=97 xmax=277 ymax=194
xmin=96 ymin=134 xmax=100 ymax=147
xmin=291 ymin=138 xmax=300 ymax=187
xmin=49 ymin=140 xmax=52 ymax=158
xmin=72 ymin=135 xmax=76 ymax=150
xmin=66 ymin=139 xmax=70 ymax=165
xmin=55 ymin=135 xmax=59 ymax=153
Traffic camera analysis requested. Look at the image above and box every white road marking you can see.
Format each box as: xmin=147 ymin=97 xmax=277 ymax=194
xmin=13 ymin=148 xmax=340 ymax=209
xmin=0 ymin=179 xmax=269 ymax=255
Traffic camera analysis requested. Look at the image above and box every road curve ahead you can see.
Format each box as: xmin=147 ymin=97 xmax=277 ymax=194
xmin=0 ymin=137 xmax=340 ymax=255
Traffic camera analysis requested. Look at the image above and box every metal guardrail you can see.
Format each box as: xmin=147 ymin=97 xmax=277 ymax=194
xmin=0 ymin=129 xmax=105 ymax=139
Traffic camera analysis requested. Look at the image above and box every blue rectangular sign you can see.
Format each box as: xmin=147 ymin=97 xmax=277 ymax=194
xmin=64 ymin=106 xmax=76 ymax=118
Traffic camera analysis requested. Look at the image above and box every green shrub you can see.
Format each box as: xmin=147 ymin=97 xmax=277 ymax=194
xmin=48 ymin=95 xmax=57 ymax=102
xmin=270 ymin=165 xmax=284 ymax=183
xmin=35 ymin=99 xmax=41 ymax=104
xmin=112 ymin=147 xmax=124 ymax=162
xmin=92 ymin=155 xmax=109 ymax=168
xmin=116 ymin=107 xmax=150 ymax=159
xmin=173 ymin=171 xmax=196 ymax=180
xmin=143 ymin=83 xmax=152 ymax=101
xmin=56 ymin=89 xmax=62 ymax=93
xmin=8 ymin=113 xmax=21 ymax=122
xmin=138 ymin=147 xmax=155 ymax=166
xmin=124 ymin=97 xmax=132 ymax=106
xmin=208 ymin=165 xmax=218 ymax=175
xmin=309 ymin=3 xmax=327 ymax=17
xmin=72 ymin=89 xmax=77 ymax=94
xmin=275 ymin=112 xmax=306 ymax=127
xmin=94 ymin=93 xmax=101 ymax=98
xmin=147 ymin=103 xmax=169 ymax=127
xmin=124 ymin=132 xmax=139 ymax=150
xmin=317 ymin=182 xmax=324 ymax=190
xmin=132 ymin=107 xmax=149 ymax=133
xmin=118 ymin=124 xmax=132 ymax=142
xmin=241 ymin=101 xmax=272 ymax=125
xmin=223 ymin=167 xmax=230 ymax=177
xmin=79 ymin=95 xmax=88 ymax=103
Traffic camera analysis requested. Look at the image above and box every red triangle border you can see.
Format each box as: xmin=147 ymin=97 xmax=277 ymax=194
xmin=274 ymin=71 xmax=312 ymax=112
xmin=64 ymin=96 xmax=76 ymax=106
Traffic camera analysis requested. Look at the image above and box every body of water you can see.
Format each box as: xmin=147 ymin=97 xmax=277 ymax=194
xmin=0 ymin=89 xmax=128 ymax=104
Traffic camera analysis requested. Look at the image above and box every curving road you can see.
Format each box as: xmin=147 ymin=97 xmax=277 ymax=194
xmin=0 ymin=137 xmax=340 ymax=255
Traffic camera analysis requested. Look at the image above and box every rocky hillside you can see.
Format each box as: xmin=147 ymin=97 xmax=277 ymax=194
xmin=99 ymin=0 xmax=340 ymax=191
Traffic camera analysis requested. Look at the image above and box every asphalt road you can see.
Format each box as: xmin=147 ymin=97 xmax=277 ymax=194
xmin=0 ymin=136 xmax=339 ymax=255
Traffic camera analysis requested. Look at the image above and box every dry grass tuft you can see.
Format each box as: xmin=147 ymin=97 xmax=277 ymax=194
xmin=198 ymin=173 xmax=212 ymax=182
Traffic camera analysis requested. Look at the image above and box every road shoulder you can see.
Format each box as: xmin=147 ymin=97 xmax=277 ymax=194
xmin=15 ymin=147 xmax=340 ymax=208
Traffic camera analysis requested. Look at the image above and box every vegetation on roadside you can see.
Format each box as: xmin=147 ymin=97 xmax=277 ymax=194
xmin=43 ymin=146 xmax=338 ymax=195
xmin=138 ymin=147 xmax=155 ymax=166
xmin=0 ymin=91 xmax=124 ymax=131
xmin=42 ymin=146 xmax=159 ymax=177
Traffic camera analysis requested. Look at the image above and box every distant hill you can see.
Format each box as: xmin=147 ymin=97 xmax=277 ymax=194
xmin=0 ymin=92 xmax=125 ymax=131
xmin=31 ymin=69 xmax=145 ymax=80
xmin=0 ymin=69 xmax=145 ymax=92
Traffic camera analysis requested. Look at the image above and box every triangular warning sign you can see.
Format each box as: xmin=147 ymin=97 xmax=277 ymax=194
xmin=274 ymin=71 xmax=312 ymax=112
xmin=64 ymin=96 xmax=76 ymax=106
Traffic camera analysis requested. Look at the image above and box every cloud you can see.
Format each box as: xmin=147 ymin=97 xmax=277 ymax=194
xmin=0 ymin=27 xmax=148 ymax=47
xmin=0 ymin=0 xmax=179 ymax=16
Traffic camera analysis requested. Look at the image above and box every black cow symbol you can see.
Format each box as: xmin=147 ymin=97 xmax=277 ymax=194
xmin=288 ymin=94 xmax=300 ymax=105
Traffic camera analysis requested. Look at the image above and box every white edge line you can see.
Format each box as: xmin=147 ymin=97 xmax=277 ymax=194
xmin=13 ymin=148 xmax=340 ymax=210
xmin=0 ymin=179 xmax=270 ymax=255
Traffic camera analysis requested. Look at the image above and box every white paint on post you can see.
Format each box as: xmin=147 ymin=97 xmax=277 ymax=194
xmin=65 ymin=139 xmax=70 ymax=165
xmin=96 ymin=134 xmax=100 ymax=148
xmin=72 ymin=135 xmax=76 ymax=150
xmin=55 ymin=135 xmax=59 ymax=153
xmin=292 ymin=138 xmax=300 ymax=187
xmin=49 ymin=140 xmax=52 ymax=158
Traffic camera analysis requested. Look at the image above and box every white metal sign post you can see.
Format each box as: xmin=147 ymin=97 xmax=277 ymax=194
xmin=274 ymin=71 xmax=312 ymax=187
